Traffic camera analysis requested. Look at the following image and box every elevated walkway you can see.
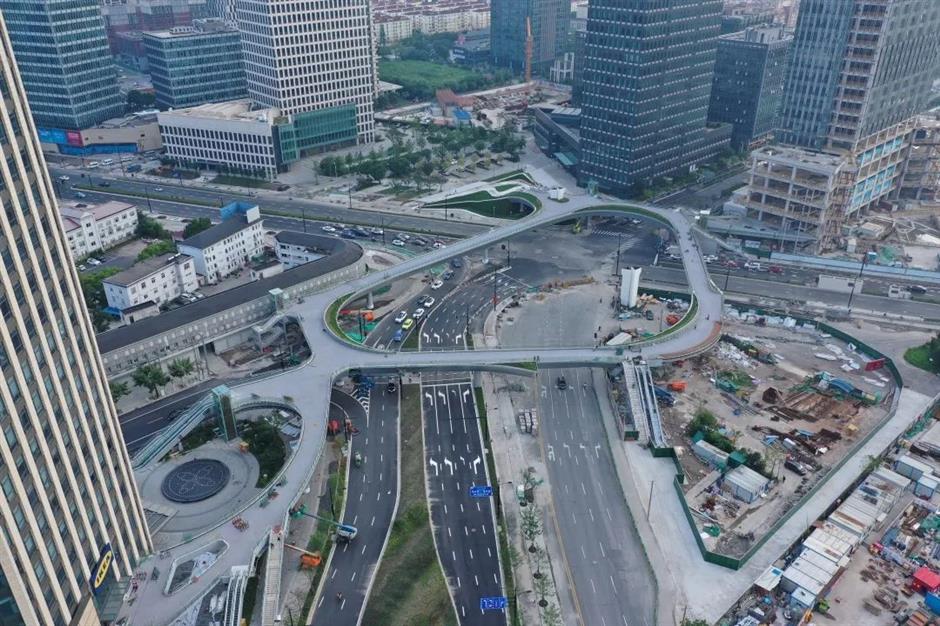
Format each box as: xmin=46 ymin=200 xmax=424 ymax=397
xmin=261 ymin=528 xmax=285 ymax=625
xmin=132 ymin=387 xmax=225 ymax=468
xmin=224 ymin=567 xmax=250 ymax=626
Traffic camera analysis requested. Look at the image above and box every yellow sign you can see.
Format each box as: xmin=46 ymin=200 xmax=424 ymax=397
xmin=90 ymin=544 xmax=113 ymax=595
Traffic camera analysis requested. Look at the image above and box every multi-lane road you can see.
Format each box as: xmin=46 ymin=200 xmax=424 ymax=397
xmin=423 ymin=375 xmax=505 ymax=625
xmin=314 ymin=385 xmax=399 ymax=625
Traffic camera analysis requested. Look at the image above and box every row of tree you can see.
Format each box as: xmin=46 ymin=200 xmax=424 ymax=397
xmin=109 ymin=357 xmax=196 ymax=402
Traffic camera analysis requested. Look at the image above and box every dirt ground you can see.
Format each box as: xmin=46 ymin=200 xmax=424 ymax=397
xmin=655 ymin=313 xmax=897 ymax=558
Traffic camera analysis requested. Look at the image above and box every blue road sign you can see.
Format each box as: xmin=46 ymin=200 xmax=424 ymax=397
xmin=480 ymin=596 xmax=508 ymax=611
xmin=469 ymin=485 xmax=493 ymax=498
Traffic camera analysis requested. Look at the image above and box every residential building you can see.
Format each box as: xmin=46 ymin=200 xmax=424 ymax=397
xmin=144 ymin=19 xmax=247 ymax=109
xmin=491 ymin=0 xmax=570 ymax=75
xmin=158 ymin=99 xmax=356 ymax=179
xmin=0 ymin=14 xmax=152 ymax=623
xmin=177 ymin=205 xmax=264 ymax=283
xmin=59 ymin=200 xmax=139 ymax=259
xmin=2 ymin=0 xmax=125 ymax=130
xmin=372 ymin=1 xmax=489 ymax=40
xmin=730 ymin=0 xmax=940 ymax=252
xmin=274 ymin=231 xmax=330 ymax=269
xmin=236 ymin=0 xmax=377 ymax=144
xmin=450 ymin=29 xmax=490 ymax=66
xmin=375 ymin=15 xmax=413 ymax=44
xmin=578 ymin=0 xmax=731 ymax=195
xmin=708 ymin=26 xmax=792 ymax=149
xmin=102 ymin=253 xmax=198 ymax=310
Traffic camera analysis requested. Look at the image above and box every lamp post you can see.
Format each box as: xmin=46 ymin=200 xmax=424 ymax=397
xmin=846 ymin=253 xmax=868 ymax=312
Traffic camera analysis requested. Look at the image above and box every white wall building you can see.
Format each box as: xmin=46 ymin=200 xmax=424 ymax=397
xmin=375 ymin=16 xmax=413 ymax=43
xmin=60 ymin=200 xmax=138 ymax=259
xmin=274 ymin=231 xmax=327 ymax=269
xmin=236 ymin=0 xmax=378 ymax=143
xmin=158 ymin=101 xmax=281 ymax=179
xmin=177 ymin=205 xmax=264 ymax=283
xmin=103 ymin=252 xmax=198 ymax=310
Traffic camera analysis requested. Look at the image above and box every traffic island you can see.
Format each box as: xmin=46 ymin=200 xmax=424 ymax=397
xmin=361 ymin=384 xmax=455 ymax=626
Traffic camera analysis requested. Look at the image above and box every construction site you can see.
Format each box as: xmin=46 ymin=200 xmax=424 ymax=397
xmin=654 ymin=309 xmax=897 ymax=559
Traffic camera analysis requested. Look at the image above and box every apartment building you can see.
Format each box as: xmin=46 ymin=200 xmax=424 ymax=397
xmin=274 ymin=231 xmax=329 ymax=269
xmin=60 ymin=200 xmax=138 ymax=259
xmin=102 ymin=252 xmax=198 ymax=310
xmin=177 ymin=205 xmax=264 ymax=283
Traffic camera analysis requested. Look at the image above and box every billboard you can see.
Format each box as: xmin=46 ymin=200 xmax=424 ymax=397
xmin=66 ymin=130 xmax=83 ymax=147
xmin=37 ymin=128 xmax=67 ymax=145
xmin=89 ymin=543 xmax=113 ymax=596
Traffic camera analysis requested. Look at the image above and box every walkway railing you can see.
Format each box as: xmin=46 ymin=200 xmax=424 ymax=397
xmin=132 ymin=391 xmax=219 ymax=468
xmin=224 ymin=566 xmax=250 ymax=626
xmin=261 ymin=528 xmax=285 ymax=626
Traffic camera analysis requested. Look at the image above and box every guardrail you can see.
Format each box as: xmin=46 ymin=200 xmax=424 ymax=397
xmin=224 ymin=567 xmax=250 ymax=626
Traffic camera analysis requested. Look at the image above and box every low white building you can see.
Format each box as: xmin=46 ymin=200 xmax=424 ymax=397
xmin=274 ymin=231 xmax=328 ymax=270
xmin=178 ymin=205 xmax=264 ymax=284
xmin=60 ymin=200 xmax=138 ymax=259
xmin=103 ymin=253 xmax=198 ymax=311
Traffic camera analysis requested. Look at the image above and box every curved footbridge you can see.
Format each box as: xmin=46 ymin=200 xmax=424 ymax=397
xmin=125 ymin=187 xmax=723 ymax=626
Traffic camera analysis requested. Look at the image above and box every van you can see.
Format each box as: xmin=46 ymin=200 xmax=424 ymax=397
xmin=102 ymin=158 xmax=114 ymax=166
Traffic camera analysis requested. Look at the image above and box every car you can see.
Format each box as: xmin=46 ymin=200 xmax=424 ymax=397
xmin=401 ymin=318 xmax=414 ymax=330
xmin=74 ymin=203 xmax=87 ymax=208
xmin=154 ymin=187 xmax=164 ymax=192
xmin=392 ymin=329 xmax=404 ymax=342
xmin=432 ymin=242 xmax=445 ymax=250
xmin=420 ymin=296 xmax=435 ymax=307
xmin=703 ymin=255 xmax=718 ymax=264
xmin=340 ymin=229 xmax=356 ymax=239
xmin=441 ymin=270 xmax=455 ymax=281
xmin=321 ymin=225 xmax=336 ymax=233
xmin=430 ymin=279 xmax=444 ymax=290
xmin=78 ymin=264 xmax=86 ymax=271
xmin=266 ymin=230 xmax=277 ymax=235
xmin=398 ymin=233 xmax=411 ymax=241
xmin=352 ymin=228 xmax=370 ymax=238
xmin=644 ymin=309 xmax=654 ymax=320
xmin=556 ymin=376 xmax=568 ymax=390
xmin=370 ymin=227 xmax=384 ymax=235
xmin=102 ymin=158 xmax=114 ymax=165
xmin=394 ymin=310 xmax=408 ymax=323
xmin=724 ymin=260 xmax=739 ymax=269
xmin=413 ymin=307 xmax=426 ymax=320
xmin=450 ymin=258 xmax=463 ymax=269
xmin=74 ymin=192 xmax=87 ymax=199
xmin=87 ymin=161 xmax=100 ymax=168
xmin=58 ymin=175 xmax=70 ymax=182
xmin=784 ymin=458 xmax=807 ymax=476
xmin=768 ymin=265 xmax=784 ymax=274
xmin=98 ymin=181 xmax=110 ymax=187
xmin=386 ymin=381 xmax=397 ymax=393
xmin=411 ymin=238 xmax=427 ymax=247
xmin=87 ymin=258 xmax=102 ymax=266
xmin=909 ymin=285 xmax=928 ymax=295
xmin=743 ymin=261 xmax=762 ymax=271
xmin=392 ymin=239 xmax=405 ymax=247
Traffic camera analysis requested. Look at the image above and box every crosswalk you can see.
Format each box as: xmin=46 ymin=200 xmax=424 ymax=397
xmin=589 ymin=229 xmax=641 ymax=243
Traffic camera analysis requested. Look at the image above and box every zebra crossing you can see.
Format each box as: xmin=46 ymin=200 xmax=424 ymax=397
xmin=589 ymin=229 xmax=641 ymax=243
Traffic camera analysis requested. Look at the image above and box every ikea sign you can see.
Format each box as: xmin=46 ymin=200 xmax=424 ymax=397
xmin=89 ymin=543 xmax=113 ymax=595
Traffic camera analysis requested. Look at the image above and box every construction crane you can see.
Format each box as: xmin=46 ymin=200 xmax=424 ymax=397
xmin=525 ymin=16 xmax=534 ymax=84
xmin=289 ymin=504 xmax=358 ymax=541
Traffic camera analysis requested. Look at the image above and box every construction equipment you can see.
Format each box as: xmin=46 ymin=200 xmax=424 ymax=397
xmin=524 ymin=17 xmax=533 ymax=84
xmin=284 ymin=544 xmax=322 ymax=569
xmin=289 ymin=504 xmax=359 ymax=542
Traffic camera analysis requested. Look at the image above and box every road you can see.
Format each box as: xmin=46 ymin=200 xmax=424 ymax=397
xmin=538 ymin=368 xmax=656 ymax=626
xmin=643 ymin=265 xmax=940 ymax=319
xmin=313 ymin=384 xmax=399 ymax=625
xmin=51 ymin=165 xmax=486 ymax=238
xmin=423 ymin=376 xmax=505 ymax=625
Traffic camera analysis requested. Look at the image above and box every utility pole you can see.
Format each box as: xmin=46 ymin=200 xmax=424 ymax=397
xmin=492 ymin=265 xmax=498 ymax=311
xmin=647 ymin=479 xmax=655 ymax=520
xmin=846 ymin=254 xmax=867 ymax=312
xmin=301 ymin=205 xmax=307 ymax=233
xmin=615 ymin=232 xmax=623 ymax=276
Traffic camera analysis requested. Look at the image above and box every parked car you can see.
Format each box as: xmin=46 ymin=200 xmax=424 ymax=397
xmin=441 ymin=270 xmax=455 ymax=281
xmin=98 ymin=181 xmax=110 ymax=187
xmin=413 ymin=307 xmax=426 ymax=320
xmin=58 ymin=175 xmax=70 ymax=182
xmin=402 ymin=318 xmax=414 ymax=330
xmin=78 ymin=264 xmax=86 ymax=271
xmin=392 ymin=239 xmax=405 ymax=247
xmin=784 ymin=458 xmax=807 ymax=476
xmin=768 ymin=265 xmax=784 ymax=274
xmin=154 ymin=187 xmax=164 ymax=192
xmin=75 ymin=192 xmax=87 ymax=199
xmin=102 ymin=158 xmax=114 ymax=166
xmin=644 ymin=309 xmax=654 ymax=320
xmin=126 ymin=164 xmax=142 ymax=173
xmin=321 ymin=225 xmax=336 ymax=233
xmin=411 ymin=238 xmax=427 ymax=247
xmin=87 ymin=258 xmax=102 ymax=266
xmin=394 ymin=311 xmax=408 ymax=324
xmin=370 ymin=227 xmax=384 ymax=235
xmin=909 ymin=285 xmax=928 ymax=295
xmin=87 ymin=161 xmax=100 ymax=168
xmin=432 ymin=241 xmax=445 ymax=249
xmin=431 ymin=279 xmax=444 ymax=290
xmin=450 ymin=258 xmax=463 ymax=269
xmin=397 ymin=233 xmax=411 ymax=241
xmin=340 ymin=229 xmax=356 ymax=239
xmin=743 ymin=261 xmax=762 ymax=271
xmin=556 ymin=376 xmax=568 ymax=390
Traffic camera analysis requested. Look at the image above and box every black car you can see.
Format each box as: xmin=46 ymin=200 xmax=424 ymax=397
xmin=441 ymin=270 xmax=455 ymax=281
xmin=386 ymin=381 xmax=397 ymax=394
xmin=98 ymin=181 xmax=111 ymax=187
xmin=450 ymin=258 xmax=463 ymax=269
xmin=556 ymin=376 xmax=568 ymax=390
xmin=909 ymin=285 xmax=928 ymax=295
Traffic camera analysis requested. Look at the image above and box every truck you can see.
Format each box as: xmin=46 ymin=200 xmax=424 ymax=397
xmin=653 ymin=386 xmax=675 ymax=407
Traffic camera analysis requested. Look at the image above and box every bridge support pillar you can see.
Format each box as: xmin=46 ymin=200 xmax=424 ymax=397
xmin=366 ymin=291 xmax=374 ymax=310
xmin=482 ymin=247 xmax=489 ymax=264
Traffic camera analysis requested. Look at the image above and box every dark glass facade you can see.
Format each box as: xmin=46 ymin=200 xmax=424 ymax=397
xmin=1 ymin=0 xmax=124 ymax=130
xmin=707 ymin=27 xmax=791 ymax=149
xmin=579 ymin=0 xmax=730 ymax=194
xmin=490 ymin=0 xmax=570 ymax=75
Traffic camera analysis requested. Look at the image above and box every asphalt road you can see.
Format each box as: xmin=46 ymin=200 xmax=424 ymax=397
xmin=538 ymin=367 xmax=656 ymax=626
xmin=314 ymin=384 xmax=399 ymax=625
xmin=644 ymin=265 xmax=940 ymax=319
xmin=423 ymin=377 xmax=505 ymax=625
xmin=51 ymin=165 xmax=486 ymax=238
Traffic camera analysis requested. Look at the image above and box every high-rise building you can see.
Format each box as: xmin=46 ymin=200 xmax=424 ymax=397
xmin=144 ymin=19 xmax=247 ymax=109
xmin=708 ymin=26 xmax=792 ymax=149
xmin=236 ymin=0 xmax=377 ymax=143
xmin=778 ymin=0 xmax=940 ymax=152
xmin=578 ymin=0 xmax=731 ymax=195
xmin=1 ymin=0 xmax=125 ymax=130
xmin=0 ymin=11 xmax=152 ymax=624
xmin=490 ymin=0 xmax=570 ymax=76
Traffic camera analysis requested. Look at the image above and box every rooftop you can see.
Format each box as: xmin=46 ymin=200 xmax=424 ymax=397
xmin=720 ymin=25 xmax=792 ymax=45
xmin=60 ymin=200 xmax=136 ymax=224
xmin=103 ymin=253 xmax=191 ymax=287
xmin=275 ymin=231 xmax=333 ymax=254
xmin=144 ymin=19 xmax=236 ymax=39
xmin=179 ymin=214 xmax=257 ymax=249
xmin=97 ymin=235 xmax=363 ymax=353
xmin=158 ymin=100 xmax=281 ymax=125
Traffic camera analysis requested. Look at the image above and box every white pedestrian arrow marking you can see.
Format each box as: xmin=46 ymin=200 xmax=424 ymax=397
xmin=472 ymin=456 xmax=481 ymax=474
xmin=429 ymin=458 xmax=439 ymax=476
xmin=444 ymin=458 xmax=454 ymax=475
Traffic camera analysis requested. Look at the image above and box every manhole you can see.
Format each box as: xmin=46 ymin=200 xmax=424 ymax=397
xmin=161 ymin=459 xmax=231 ymax=503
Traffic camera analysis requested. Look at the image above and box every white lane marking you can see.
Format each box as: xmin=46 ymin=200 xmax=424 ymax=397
xmin=469 ymin=548 xmax=473 ymax=560
xmin=599 ymin=542 xmax=606 ymax=558
xmin=590 ymin=578 xmax=597 ymax=594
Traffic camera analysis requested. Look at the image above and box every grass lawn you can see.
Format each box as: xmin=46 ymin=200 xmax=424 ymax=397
xmin=905 ymin=344 xmax=938 ymax=373
xmin=361 ymin=385 xmax=456 ymax=626
xmin=213 ymin=174 xmax=276 ymax=190
xmin=379 ymin=60 xmax=477 ymax=94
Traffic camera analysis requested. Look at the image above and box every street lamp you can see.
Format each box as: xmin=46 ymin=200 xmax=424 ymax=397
xmin=846 ymin=253 xmax=868 ymax=312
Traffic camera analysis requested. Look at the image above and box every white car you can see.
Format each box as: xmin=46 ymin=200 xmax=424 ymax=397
xmin=413 ymin=307 xmax=426 ymax=320
xmin=392 ymin=239 xmax=405 ymax=247
xmin=394 ymin=310 xmax=408 ymax=324
xmin=370 ymin=227 xmax=384 ymax=235
xmin=420 ymin=296 xmax=435 ymax=307
xmin=398 ymin=233 xmax=411 ymax=241
xmin=154 ymin=187 xmax=164 ymax=192
xmin=321 ymin=225 xmax=336 ymax=233
xmin=58 ymin=175 xmax=70 ymax=182
xmin=102 ymin=158 xmax=114 ymax=166
xmin=432 ymin=242 xmax=445 ymax=250
xmin=87 ymin=258 xmax=101 ymax=266
xmin=430 ymin=280 xmax=444 ymax=290
xmin=87 ymin=161 xmax=100 ymax=168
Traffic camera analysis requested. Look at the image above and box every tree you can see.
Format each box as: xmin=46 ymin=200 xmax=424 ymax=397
xmin=132 ymin=364 xmax=169 ymax=398
xmin=136 ymin=213 xmax=171 ymax=240
xmin=533 ymin=572 xmax=552 ymax=608
xmin=137 ymin=239 xmax=176 ymax=261
xmin=520 ymin=505 xmax=542 ymax=553
xmin=109 ymin=380 xmax=130 ymax=403
xmin=358 ymin=159 xmax=387 ymax=182
xmin=387 ymin=156 xmax=413 ymax=179
xmin=126 ymin=89 xmax=156 ymax=112
xmin=531 ymin=545 xmax=546 ymax=579
xmin=182 ymin=217 xmax=212 ymax=239
xmin=473 ymin=140 xmax=486 ymax=154
xmin=167 ymin=357 xmax=195 ymax=380
xmin=542 ymin=603 xmax=562 ymax=626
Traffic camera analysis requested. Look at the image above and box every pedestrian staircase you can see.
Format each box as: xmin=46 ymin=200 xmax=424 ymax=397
xmin=261 ymin=528 xmax=285 ymax=626
xmin=224 ymin=566 xmax=249 ymax=626
xmin=623 ymin=363 xmax=649 ymax=444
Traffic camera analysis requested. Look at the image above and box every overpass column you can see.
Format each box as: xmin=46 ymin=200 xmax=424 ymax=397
xmin=367 ymin=291 xmax=374 ymax=310
xmin=212 ymin=385 xmax=237 ymax=441
xmin=482 ymin=247 xmax=489 ymax=264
